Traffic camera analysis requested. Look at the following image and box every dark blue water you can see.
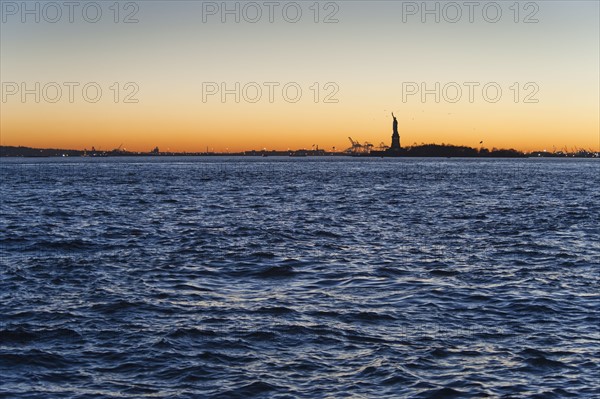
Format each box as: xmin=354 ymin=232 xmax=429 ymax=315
xmin=1 ymin=157 xmax=599 ymax=398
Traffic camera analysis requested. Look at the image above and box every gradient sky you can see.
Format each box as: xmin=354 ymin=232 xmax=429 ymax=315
xmin=1 ymin=0 xmax=599 ymax=152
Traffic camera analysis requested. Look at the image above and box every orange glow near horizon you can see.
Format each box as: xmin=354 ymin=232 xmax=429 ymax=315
xmin=1 ymin=98 xmax=598 ymax=153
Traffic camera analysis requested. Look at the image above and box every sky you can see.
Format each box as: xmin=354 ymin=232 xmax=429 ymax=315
xmin=1 ymin=0 xmax=599 ymax=152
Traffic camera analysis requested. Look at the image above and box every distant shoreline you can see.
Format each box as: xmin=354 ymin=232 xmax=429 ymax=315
xmin=1 ymin=145 xmax=598 ymax=159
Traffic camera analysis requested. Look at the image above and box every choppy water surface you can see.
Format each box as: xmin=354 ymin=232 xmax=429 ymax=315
xmin=1 ymin=157 xmax=599 ymax=398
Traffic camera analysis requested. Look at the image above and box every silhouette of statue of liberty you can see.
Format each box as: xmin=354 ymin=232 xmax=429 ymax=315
xmin=391 ymin=113 xmax=401 ymax=150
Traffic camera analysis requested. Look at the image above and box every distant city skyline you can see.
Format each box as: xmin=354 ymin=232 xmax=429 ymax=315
xmin=1 ymin=1 xmax=599 ymax=152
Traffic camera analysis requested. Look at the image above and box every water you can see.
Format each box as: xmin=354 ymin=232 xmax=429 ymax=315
xmin=1 ymin=157 xmax=599 ymax=398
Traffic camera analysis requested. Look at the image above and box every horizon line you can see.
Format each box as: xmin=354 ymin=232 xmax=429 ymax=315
xmin=2 ymin=144 xmax=599 ymax=157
